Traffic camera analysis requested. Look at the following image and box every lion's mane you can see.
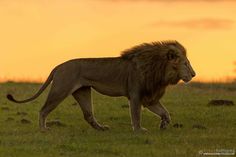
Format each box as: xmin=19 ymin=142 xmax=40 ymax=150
xmin=121 ymin=41 xmax=185 ymax=97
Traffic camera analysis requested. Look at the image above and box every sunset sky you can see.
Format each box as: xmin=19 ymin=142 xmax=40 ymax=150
xmin=1 ymin=0 xmax=236 ymax=82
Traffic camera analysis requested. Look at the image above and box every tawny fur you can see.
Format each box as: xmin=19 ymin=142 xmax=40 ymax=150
xmin=7 ymin=40 xmax=195 ymax=132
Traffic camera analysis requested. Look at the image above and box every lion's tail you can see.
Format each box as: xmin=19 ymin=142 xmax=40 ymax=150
xmin=6 ymin=68 xmax=56 ymax=104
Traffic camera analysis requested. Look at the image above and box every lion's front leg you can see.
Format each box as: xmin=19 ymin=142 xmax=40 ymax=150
xmin=72 ymin=87 xmax=109 ymax=131
xmin=129 ymin=97 xmax=147 ymax=132
xmin=146 ymin=101 xmax=171 ymax=129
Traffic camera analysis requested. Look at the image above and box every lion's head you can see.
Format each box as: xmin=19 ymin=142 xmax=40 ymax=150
xmin=121 ymin=40 xmax=196 ymax=94
xmin=164 ymin=41 xmax=196 ymax=84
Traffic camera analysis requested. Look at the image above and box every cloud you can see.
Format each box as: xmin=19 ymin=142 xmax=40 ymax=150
xmin=151 ymin=18 xmax=234 ymax=30
xmin=103 ymin=0 xmax=236 ymax=2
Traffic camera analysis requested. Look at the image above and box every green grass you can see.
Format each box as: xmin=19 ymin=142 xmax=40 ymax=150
xmin=0 ymin=82 xmax=236 ymax=157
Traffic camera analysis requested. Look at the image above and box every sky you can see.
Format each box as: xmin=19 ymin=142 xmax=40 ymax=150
xmin=1 ymin=0 xmax=236 ymax=82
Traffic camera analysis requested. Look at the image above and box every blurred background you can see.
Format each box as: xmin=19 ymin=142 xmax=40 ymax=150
xmin=1 ymin=0 xmax=236 ymax=82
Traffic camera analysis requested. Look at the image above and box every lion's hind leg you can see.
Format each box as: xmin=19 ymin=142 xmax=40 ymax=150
xmin=72 ymin=87 xmax=109 ymax=131
xmin=39 ymin=82 xmax=71 ymax=132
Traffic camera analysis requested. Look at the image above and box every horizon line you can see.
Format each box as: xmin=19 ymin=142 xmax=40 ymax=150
xmin=1 ymin=77 xmax=235 ymax=84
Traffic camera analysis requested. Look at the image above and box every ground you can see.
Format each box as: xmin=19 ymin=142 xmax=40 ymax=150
xmin=0 ymin=82 xmax=236 ymax=157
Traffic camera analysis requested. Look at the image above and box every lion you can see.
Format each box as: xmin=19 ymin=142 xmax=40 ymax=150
xmin=7 ymin=40 xmax=195 ymax=132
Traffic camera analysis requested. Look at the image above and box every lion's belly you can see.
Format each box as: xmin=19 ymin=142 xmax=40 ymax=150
xmin=84 ymin=79 xmax=126 ymax=96
xmin=74 ymin=57 xmax=132 ymax=97
xmin=79 ymin=76 xmax=127 ymax=97
xmin=92 ymin=85 xmax=126 ymax=97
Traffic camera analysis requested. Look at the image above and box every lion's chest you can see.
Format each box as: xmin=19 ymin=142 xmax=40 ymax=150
xmin=141 ymin=87 xmax=166 ymax=106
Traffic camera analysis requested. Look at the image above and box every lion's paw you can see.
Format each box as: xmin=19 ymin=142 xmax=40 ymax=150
xmin=101 ymin=125 xmax=110 ymax=131
xmin=97 ymin=125 xmax=110 ymax=131
xmin=40 ymin=127 xmax=50 ymax=133
xmin=133 ymin=127 xmax=148 ymax=133
xmin=160 ymin=120 xmax=169 ymax=130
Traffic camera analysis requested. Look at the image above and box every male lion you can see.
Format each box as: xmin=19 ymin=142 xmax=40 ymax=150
xmin=7 ymin=41 xmax=195 ymax=132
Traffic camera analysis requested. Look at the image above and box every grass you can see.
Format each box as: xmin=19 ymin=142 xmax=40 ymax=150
xmin=0 ymin=82 xmax=236 ymax=157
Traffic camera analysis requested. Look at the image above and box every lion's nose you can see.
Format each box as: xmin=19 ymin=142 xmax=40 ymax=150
xmin=191 ymin=71 xmax=196 ymax=77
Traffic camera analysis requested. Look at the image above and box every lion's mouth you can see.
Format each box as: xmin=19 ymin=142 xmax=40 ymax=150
xmin=182 ymin=77 xmax=192 ymax=83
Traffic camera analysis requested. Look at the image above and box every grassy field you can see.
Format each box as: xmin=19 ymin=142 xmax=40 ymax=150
xmin=0 ymin=82 xmax=236 ymax=157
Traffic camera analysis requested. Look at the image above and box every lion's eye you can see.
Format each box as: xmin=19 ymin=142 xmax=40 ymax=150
xmin=173 ymin=64 xmax=178 ymax=70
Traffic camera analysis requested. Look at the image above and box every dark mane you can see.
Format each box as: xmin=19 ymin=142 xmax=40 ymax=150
xmin=121 ymin=40 xmax=185 ymax=59
xmin=120 ymin=40 xmax=185 ymax=96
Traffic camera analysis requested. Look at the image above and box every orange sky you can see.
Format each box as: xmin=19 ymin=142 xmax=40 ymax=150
xmin=1 ymin=0 xmax=236 ymax=82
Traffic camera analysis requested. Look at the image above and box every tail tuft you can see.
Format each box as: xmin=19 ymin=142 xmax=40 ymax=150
xmin=7 ymin=94 xmax=15 ymax=102
xmin=6 ymin=68 xmax=55 ymax=104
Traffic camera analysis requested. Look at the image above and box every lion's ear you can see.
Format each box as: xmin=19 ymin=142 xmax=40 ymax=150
xmin=167 ymin=49 xmax=178 ymax=60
